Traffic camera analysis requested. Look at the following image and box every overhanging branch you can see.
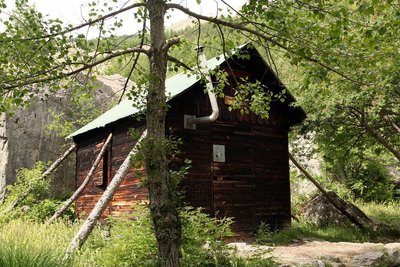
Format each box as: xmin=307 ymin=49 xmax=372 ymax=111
xmin=2 ymin=3 xmax=146 ymax=42
xmin=2 ymin=48 xmax=149 ymax=92
xmin=166 ymin=3 xmax=359 ymax=84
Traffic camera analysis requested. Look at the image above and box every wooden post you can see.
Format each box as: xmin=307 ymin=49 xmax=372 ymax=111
xmin=48 ymin=133 xmax=113 ymax=223
xmin=6 ymin=144 xmax=76 ymax=211
xmin=289 ymin=152 xmax=367 ymax=230
xmin=65 ymin=130 xmax=147 ymax=259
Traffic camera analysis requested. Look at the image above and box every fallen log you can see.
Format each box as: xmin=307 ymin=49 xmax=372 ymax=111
xmin=65 ymin=130 xmax=147 ymax=259
xmin=48 ymin=133 xmax=113 ymax=223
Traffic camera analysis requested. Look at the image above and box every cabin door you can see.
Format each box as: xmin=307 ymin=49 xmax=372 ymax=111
xmin=212 ymin=127 xmax=255 ymax=232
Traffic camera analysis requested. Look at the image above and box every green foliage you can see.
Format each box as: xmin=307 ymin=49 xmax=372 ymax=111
xmin=0 ymin=162 xmax=74 ymax=222
xmin=254 ymin=200 xmax=400 ymax=246
xmin=347 ymin=161 xmax=394 ymax=202
xmin=180 ymin=207 xmax=234 ymax=266
xmin=78 ymin=206 xmax=273 ymax=267
xmin=78 ymin=206 xmax=158 ymax=267
xmin=255 ymin=222 xmax=274 ymax=245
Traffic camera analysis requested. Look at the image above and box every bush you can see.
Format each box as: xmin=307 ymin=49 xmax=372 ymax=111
xmin=79 ymin=205 xmax=277 ymax=267
xmin=180 ymin=207 xmax=234 ymax=267
xmin=0 ymin=162 xmax=75 ymax=223
xmin=78 ymin=206 xmax=158 ymax=267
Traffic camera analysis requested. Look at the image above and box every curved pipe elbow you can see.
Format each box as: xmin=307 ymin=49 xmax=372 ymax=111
xmin=208 ymin=109 xmax=219 ymax=122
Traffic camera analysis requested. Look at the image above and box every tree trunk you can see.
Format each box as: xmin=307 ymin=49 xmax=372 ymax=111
xmin=48 ymin=133 xmax=112 ymax=223
xmin=146 ymin=1 xmax=181 ymax=266
xmin=289 ymin=152 xmax=369 ymax=230
xmin=65 ymin=130 xmax=146 ymax=259
xmin=6 ymin=144 xmax=76 ymax=211
xmin=362 ymin=122 xmax=400 ymax=161
xmin=391 ymin=122 xmax=400 ymax=135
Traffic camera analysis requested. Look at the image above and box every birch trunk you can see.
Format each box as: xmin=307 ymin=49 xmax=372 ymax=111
xmin=7 ymin=144 xmax=76 ymax=211
xmin=48 ymin=133 xmax=112 ymax=223
xmin=146 ymin=1 xmax=181 ymax=266
xmin=289 ymin=152 xmax=369 ymax=230
xmin=64 ymin=130 xmax=147 ymax=259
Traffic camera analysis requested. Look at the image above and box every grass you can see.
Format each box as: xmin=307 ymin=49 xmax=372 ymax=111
xmin=0 ymin=201 xmax=398 ymax=266
xmin=0 ymin=219 xmax=75 ymax=267
xmin=258 ymin=200 xmax=400 ymax=246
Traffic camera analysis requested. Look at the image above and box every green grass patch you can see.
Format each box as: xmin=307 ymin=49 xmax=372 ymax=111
xmin=0 ymin=219 xmax=75 ymax=267
xmin=256 ymin=200 xmax=400 ymax=245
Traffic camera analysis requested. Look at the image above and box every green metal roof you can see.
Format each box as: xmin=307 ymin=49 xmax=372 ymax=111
xmin=68 ymin=53 xmax=226 ymax=138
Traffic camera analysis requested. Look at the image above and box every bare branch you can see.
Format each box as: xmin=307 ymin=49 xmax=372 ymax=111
xmin=162 ymin=37 xmax=180 ymax=52
xmin=167 ymin=55 xmax=193 ymax=71
xmin=119 ymin=9 xmax=148 ymax=103
xmin=2 ymin=3 xmax=146 ymax=42
xmin=2 ymin=48 xmax=149 ymax=92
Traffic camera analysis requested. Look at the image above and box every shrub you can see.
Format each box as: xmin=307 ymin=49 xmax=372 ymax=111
xmin=78 ymin=205 xmax=277 ymax=267
xmin=0 ymin=162 xmax=75 ymax=223
xmin=78 ymin=206 xmax=158 ymax=267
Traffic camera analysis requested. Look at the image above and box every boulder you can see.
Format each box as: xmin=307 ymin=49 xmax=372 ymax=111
xmin=384 ymin=243 xmax=400 ymax=266
xmin=350 ymin=252 xmax=385 ymax=267
xmin=302 ymin=191 xmax=374 ymax=227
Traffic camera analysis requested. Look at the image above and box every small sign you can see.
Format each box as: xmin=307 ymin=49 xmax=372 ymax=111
xmin=213 ymin=144 xmax=225 ymax=162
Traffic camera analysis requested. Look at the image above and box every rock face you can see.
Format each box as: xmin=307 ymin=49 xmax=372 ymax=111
xmin=302 ymin=191 xmax=373 ymax=227
xmin=350 ymin=252 xmax=385 ymax=267
xmin=0 ymin=75 xmax=124 ymax=197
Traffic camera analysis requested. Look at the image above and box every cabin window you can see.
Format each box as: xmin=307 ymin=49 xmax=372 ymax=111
xmin=95 ymin=148 xmax=110 ymax=190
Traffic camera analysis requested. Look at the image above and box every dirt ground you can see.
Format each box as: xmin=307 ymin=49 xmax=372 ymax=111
xmin=272 ymin=241 xmax=385 ymax=265
xmin=230 ymin=240 xmax=400 ymax=266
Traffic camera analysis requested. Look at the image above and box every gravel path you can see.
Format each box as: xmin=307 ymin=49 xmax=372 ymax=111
xmin=229 ymin=240 xmax=400 ymax=266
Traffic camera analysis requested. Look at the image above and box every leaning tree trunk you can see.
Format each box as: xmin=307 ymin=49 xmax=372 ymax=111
xmin=361 ymin=121 xmax=400 ymax=161
xmin=289 ymin=152 xmax=369 ymax=230
xmin=48 ymin=133 xmax=112 ymax=223
xmin=65 ymin=130 xmax=147 ymax=259
xmin=146 ymin=1 xmax=181 ymax=266
xmin=6 ymin=144 xmax=76 ymax=211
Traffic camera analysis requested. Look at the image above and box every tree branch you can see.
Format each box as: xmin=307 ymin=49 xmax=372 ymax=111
xmin=2 ymin=3 xmax=146 ymax=42
xmin=166 ymin=3 xmax=359 ymax=84
xmin=2 ymin=48 xmax=149 ymax=92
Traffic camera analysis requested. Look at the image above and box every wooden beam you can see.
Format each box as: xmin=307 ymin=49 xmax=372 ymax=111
xmin=48 ymin=133 xmax=113 ymax=223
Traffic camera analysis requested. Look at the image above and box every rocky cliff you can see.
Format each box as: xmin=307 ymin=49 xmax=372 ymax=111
xmin=0 ymin=74 xmax=129 ymax=197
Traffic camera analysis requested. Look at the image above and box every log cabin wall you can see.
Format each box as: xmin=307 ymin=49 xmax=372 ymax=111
xmin=166 ymin=78 xmax=292 ymax=234
xmin=74 ymin=120 xmax=147 ymax=218
xmin=75 ymin=131 xmax=110 ymax=217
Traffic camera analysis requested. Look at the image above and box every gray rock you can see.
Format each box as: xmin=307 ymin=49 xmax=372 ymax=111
xmin=384 ymin=243 xmax=400 ymax=267
xmin=350 ymin=252 xmax=385 ymax=267
xmin=302 ymin=191 xmax=374 ymax=227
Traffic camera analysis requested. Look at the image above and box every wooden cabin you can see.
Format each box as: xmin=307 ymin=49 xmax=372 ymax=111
xmin=69 ymin=44 xmax=306 ymax=234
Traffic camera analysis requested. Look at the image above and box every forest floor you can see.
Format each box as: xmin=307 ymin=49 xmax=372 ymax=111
xmin=230 ymin=240 xmax=400 ymax=266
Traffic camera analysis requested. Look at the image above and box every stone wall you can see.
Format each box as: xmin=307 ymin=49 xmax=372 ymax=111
xmin=0 ymin=74 xmax=127 ymax=197
xmin=0 ymin=113 xmax=7 ymax=202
